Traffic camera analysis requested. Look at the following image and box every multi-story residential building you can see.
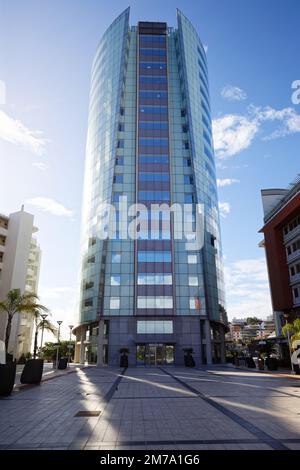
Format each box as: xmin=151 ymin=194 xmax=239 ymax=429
xmin=262 ymin=315 xmax=276 ymax=338
xmin=74 ymin=9 xmax=227 ymax=366
xmin=227 ymin=316 xmax=276 ymax=344
xmin=260 ymin=176 xmax=300 ymax=337
xmin=228 ymin=319 xmax=245 ymax=342
xmin=0 ymin=207 xmax=41 ymax=358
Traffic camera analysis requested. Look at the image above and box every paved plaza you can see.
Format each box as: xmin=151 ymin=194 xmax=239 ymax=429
xmin=0 ymin=366 xmax=300 ymax=450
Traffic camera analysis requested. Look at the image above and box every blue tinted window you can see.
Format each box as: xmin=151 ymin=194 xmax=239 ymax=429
xmin=205 ymin=162 xmax=216 ymax=179
xmin=139 ymin=172 xmax=169 ymax=182
xmin=200 ymin=87 xmax=210 ymax=109
xmin=138 ymin=251 xmax=172 ymax=262
xmin=139 ymin=138 xmax=168 ymax=147
xmin=139 ymin=106 xmax=168 ymax=114
xmin=113 ymin=192 xmax=122 ymax=202
xmin=201 ymin=100 xmax=210 ymax=119
xmin=116 ymin=156 xmax=124 ymax=165
xmin=139 ymin=191 xmax=170 ymax=201
xmin=184 ymin=193 xmax=194 ymax=203
xmin=139 ymin=91 xmax=167 ymax=99
xmin=113 ymin=175 xmax=123 ymax=183
xmin=203 ymin=130 xmax=211 ymax=146
xmin=202 ymin=115 xmax=211 ymax=133
xmin=140 ymin=48 xmax=166 ymax=56
xmin=184 ymin=158 xmax=192 ymax=167
xmin=184 ymin=175 xmax=193 ymax=184
xmin=139 ymin=35 xmax=166 ymax=43
xmin=198 ymin=59 xmax=208 ymax=81
xmin=139 ymin=155 xmax=169 ymax=164
xmin=139 ymin=76 xmax=167 ymax=84
xmin=197 ymin=46 xmax=207 ymax=70
xmin=204 ymin=145 xmax=214 ymax=163
xmin=117 ymin=140 xmax=124 ymax=148
xmin=139 ymin=122 xmax=168 ymax=130
xmin=199 ymin=75 xmax=209 ymax=96
xmin=140 ymin=62 xmax=167 ymax=70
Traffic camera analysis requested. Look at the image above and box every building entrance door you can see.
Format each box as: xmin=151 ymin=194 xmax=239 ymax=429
xmin=136 ymin=344 xmax=174 ymax=366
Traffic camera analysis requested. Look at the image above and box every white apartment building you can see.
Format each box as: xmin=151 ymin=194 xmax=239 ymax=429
xmin=0 ymin=207 xmax=41 ymax=358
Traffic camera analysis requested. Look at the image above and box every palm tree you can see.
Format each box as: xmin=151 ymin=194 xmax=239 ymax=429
xmin=282 ymin=318 xmax=300 ymax=348
xmin=0 ymin=289 xmax=49 ymax=357
xmin=32 ymin=311 xmax=56 ymax=359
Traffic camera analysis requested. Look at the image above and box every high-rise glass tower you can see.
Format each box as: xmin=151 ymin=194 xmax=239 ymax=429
xmin=74 ymin=8 xmax=227 ymax=366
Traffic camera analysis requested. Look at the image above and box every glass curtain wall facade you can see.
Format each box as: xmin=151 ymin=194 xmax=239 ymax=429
xmin=74 ymin=8 xmax=227 ymax=366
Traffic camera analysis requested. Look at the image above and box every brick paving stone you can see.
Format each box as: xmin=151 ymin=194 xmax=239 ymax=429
xmin=1 ymin=365 xmax=300 ymax=450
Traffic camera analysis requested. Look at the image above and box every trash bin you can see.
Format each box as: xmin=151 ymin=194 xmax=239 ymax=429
xmin=246 ymin=357 xmax=256 ymax=368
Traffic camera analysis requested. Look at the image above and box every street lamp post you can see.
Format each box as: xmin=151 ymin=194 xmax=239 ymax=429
xmin=283 ymin=313 xmax=294 ymax=373
xmin=56 ymin=320 xmax=63 ymax=370
xmin=39 ymin=313 xmax=48 ymax=355
xmin=68 ymin=324 xmax=74 ymax=367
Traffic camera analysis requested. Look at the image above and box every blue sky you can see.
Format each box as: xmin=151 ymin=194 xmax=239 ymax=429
xmin=1 ymin=0 xmax=300 ymax=337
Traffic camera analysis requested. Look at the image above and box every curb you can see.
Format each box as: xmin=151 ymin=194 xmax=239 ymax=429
xmin=229 ymin=365 xmax=300 ymax=380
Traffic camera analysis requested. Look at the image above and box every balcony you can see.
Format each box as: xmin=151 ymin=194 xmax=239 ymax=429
xmin=0 ymin=226 xmax=7 ymax=237
xmin=284 ymin=223 xmax=300 ymax=244
xmin=287 ymin=250 xmax=300 ymax=264
xmin=293 ymin=297 xmax=300 ymax=307
xmin=290 ymin=272 xmax=300 ymax=285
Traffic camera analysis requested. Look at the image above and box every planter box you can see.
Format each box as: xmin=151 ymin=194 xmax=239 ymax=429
xmin=0 ymin=361 xmax=16 ymax=396
xmin=246 ymin=357 xmax=256 ymax=368
xmin=20 ymin=359 xmax=44 ymax=384
xmin=120 ymin=355 xmax=128 ymax=368
xmin=184 ymin=355 xmax=195 ymax=367
xmin=265 ymin=358 xmax=278 ymax=371
xmin=58 ymin=357 xmax=68 ymax=370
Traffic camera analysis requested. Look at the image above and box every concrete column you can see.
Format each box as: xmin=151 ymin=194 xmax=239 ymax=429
xmin=79 ymin=327 xmax=86 ymax=364
xmin=220 ymin=324 xmax=226 ymax=363
xmin=97 ymin=318 xmax=105 ymax=367
xmin=205 ymin=319 xmax=213 ymax=365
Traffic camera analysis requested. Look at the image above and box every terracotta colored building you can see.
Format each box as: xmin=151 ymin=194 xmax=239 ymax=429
xmin=260 ymin=178 xmax=300 ymax=336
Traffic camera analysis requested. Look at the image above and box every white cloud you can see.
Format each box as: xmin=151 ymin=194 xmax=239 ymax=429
xmin=221 ymin=85 xmax=247 ymax=101
xmin=218 ymin=201 xmax=231 ymax=217
xmin=212 ymin=105 xmax=300 ymax=159
xmin=0 ymin=109 xmax=48 ymax=156
xmin=224 ymin=258 xmax=272 ymax=320
xmin=213 ymin=114 xmax=259 ymax=159
xmin=217 ymin=178 xmax=240 ymax=187
xmin=203 ymin=44 xmax=208 ymax=53
xmin=26 ymin=197 xmax=73 ymax=218
xmin=251 ymin=105 xmax=300 ymax=140
xmin=32 ymin=162 xmax=48 ymax=171
xmin=39 ymin=286 xmax=75 ymax=300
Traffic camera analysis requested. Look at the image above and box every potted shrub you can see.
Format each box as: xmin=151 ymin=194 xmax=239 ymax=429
xmin=183 ymin=348 xmax=195 ymax=367
xmin=58 ymin=357 xmax=68 ymax=370
xmin=21 ymin=359 xmax=44 ymax=384
xmin=265 ymin=355 xmax=278 ymax=371
xmin=246 ymin=357 xmax=256 ymax=368
xmin=119 ymin=348 xmax=129 ymax=368
xmin=0 ymin=289 xmax=49 ymax=394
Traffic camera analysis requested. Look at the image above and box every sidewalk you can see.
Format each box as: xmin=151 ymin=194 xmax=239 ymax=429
xmin=14 ymin=363 xmax=92 ymax=391
xmin=221 ymin=363 xmax=300 ymax=380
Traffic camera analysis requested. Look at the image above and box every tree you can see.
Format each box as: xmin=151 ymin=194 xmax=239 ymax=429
xmin=282 ymin=318 xmax=300 ymax=348
xmin=32 ymin=311 xmax=56 ymax=359
xmin=219 ymin=304 xmax=228 ymax=325
xmin=0 ymin=289 xmax=49 ymax=357
xmin=40 ymin=341 xmax=75 ymax=361
xmin=246 ymin=317 xmax=261 ymax=325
